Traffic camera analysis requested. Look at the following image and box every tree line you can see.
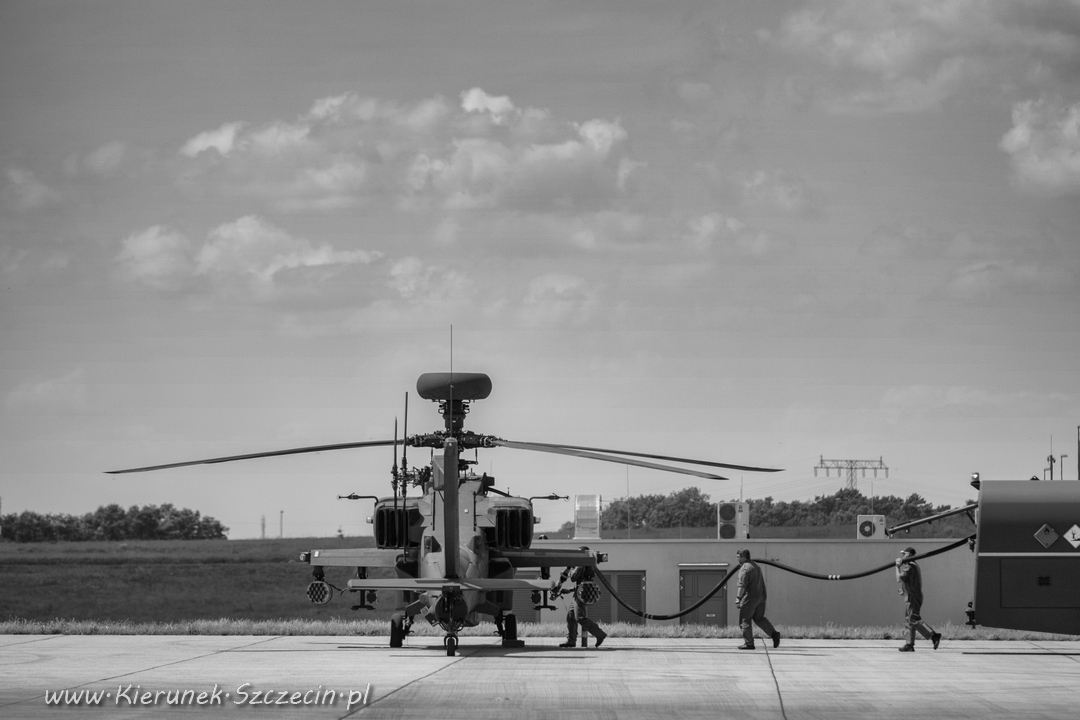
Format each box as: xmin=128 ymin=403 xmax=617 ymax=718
xmin=551 ymin=487 xmax=974 ymax=536
xmin=740 ymin=488 xmax=970 ymax=529
xmin=1 ymin=503 xmax=228 ymax=542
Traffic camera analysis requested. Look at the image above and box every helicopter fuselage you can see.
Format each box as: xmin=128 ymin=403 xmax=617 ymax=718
xmin=304 ymin=440 xmax=559 ymax=640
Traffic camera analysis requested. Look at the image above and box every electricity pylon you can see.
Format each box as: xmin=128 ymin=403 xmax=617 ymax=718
xmin=815 ymin=456 xmax=888 ymax=491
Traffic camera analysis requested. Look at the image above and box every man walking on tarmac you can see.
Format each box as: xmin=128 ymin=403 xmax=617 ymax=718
xmin=552 ymin=547 xmax=607 ymax=648
xmin=896 ymin=546 xmax=942 ymax=652
xmin=735 ymin=548 xmax=781 ymax=650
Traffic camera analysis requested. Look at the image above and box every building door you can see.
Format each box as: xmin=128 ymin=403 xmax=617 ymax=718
xmin=679 ymin=566 xmax=728 ymax=626
xmin=589 ymin=571 xmax=646 ymax=625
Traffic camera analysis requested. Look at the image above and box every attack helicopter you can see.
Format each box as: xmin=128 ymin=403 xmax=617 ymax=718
xmin=108 ymin=371 xmax=782 ymax=655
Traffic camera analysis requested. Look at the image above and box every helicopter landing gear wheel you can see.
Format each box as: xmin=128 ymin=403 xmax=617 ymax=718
xmin=389 ymin=613 xmax=405 ymax=648
xmin=501 ymin=612 xmax=525 ymax=648
xmin=444 ymin=634 xmax=458 ymax=656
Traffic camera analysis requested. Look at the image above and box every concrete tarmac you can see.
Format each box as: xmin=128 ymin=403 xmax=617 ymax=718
xmin=2 ymin=634 xmax=1078 ymax=719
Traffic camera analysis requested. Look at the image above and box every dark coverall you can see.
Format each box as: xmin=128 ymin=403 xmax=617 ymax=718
xmin=897 ymin=559 xmax=936 ymax=645
xmin=555 ymin=565 xmax=607 ymax=645
xmin=735 ymin=559 xmax=778 ymax=646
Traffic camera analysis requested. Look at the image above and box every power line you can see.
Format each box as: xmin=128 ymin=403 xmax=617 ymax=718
xmin=814 ymin=456 xmax=888 ymax=491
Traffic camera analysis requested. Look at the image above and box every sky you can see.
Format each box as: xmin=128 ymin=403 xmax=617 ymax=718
xmin=2 ymin=0 xmax=1079 ymax=539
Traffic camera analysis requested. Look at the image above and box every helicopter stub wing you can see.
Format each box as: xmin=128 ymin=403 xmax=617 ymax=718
xmin=494 ymin=548 xmax=597 ymax=569
xmin=306 ymin=548 xmax=402 ymax=568
xmin=347 ymin=577 xmax=551 ymax=592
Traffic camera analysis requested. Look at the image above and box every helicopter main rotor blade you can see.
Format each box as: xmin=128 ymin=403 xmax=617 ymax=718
xmin=490 ymin=440 xmax=729 ymax=480
xmin=106 ymin=439 xmax=397 ymax=474
xmin=496 ymin=440 xmax=782 ymax=473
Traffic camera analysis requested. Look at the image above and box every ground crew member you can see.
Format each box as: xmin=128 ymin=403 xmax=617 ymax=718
xmin=896 ymin=546 xmax=941 ymax=652
xmin=551 ymin=547 xmax=607 ymax=648
xmin=735 ymin=548 xmax=781 ymax=650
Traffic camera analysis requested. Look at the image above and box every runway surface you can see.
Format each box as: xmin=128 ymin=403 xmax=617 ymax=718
xmin=2 ymin=634 xmax=1078 ymax=719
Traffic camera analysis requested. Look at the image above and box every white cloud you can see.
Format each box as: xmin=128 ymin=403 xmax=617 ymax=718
xmin=461 ymin=87 xmax=516 ymax=121
xmin=880 ymin=384 xmax=1070 ymax=420
xmin=414 ymin=115 xmax=629 ymax=211
xmin=116 ymin=216 xmax=379 ymax=297
xmin=577 ymin=118 xmax=627 ymax=155
xmin=181 ymin=121 xmax=244 ymax=157
xmin=248 ymin=121 xmax=311 ymax=156
xmin=617 ymin=157 xmax=645 ymax=191
xmin=464 ymin=209 xmax=648 ymax=253
xmin=1000 ymin=96 xmax=1080 ymax=194
xmin=944 ymin=258 xmax=1063 ymax=298
xmin=323 ymin=256 xmax=477 ymax=333
xmin=0 ymin=246 xmax=30 ymax=275
xmin=3 ymin=167 xmax=61 ymax=212
xmin=742 ymin=169 xmax=810 ymax=213
xmin=196 ymin=215 xmax=379 ymax=291
xmin=6 ymin=368 xmax=89 ymax=412
xmin=274 ymin=159 xmax=369 ymax=211
xmin=681 ymin=212 xmax=784 ymax=256
xmin=116 ymin=225 xmax=194 ymax=289
xmin=774 ymin=0 xmax=1080 ymax=114
xmin=176 ymin=89 xmax=632 ymax=214
xmin=83 ymin=141 xmax=127 ymax=177
xmin=519 ymin=273 xmax=598 ymax=327
xmin=683 ymin=212 xmax=743 ymax=251
xmin=855 ymin=223 xmax=1076 ymax=306
xmin=385 ymin=256 xmax=474 ymax=310
xmin=61 ymin=141 xmax=135 ymax=179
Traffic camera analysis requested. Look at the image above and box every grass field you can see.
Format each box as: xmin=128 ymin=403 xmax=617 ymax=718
xmin=0 ymin=536 xmax=397 ymax=624
xmin=2 ymin=537 xmax=1071 ymax=642
xmin=1 ymin=617 xmax=1070 ymax=642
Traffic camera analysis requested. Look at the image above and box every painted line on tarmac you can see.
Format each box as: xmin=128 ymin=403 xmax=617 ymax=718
xmin=0 ymin=635 xmax=283 ymax=711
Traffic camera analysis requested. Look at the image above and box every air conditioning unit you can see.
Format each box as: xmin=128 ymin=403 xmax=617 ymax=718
xmin=574 ymin=495 xmax=602 ymax=540
xmin=857 ymin=515 xmax=886 ymax=540
xmin=717 ymin=502 xmax=749 ymax=539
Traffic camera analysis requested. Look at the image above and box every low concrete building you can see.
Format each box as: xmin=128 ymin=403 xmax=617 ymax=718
xmin=515 ymin=538 xmax=975 ymax=628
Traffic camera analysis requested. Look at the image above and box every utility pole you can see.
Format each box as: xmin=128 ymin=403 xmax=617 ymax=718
xmin=1047 ymin=436 xmax=1055 ymax=481
xmin=261 ymin=515 xmax=265 ymax=540
xmin=815 ymin=456 xmax=888 ymax=491
xmin=279 ymin=510 xmax=283 ymax=539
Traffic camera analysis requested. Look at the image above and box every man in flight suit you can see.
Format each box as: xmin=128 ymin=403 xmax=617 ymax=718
xmin=896 ymin=546 xmax=942 ymax=652
xmin=735 ymin=548 xmax=781 ymax=650
xmin=551 ymin=547 xmax=607 ymax=648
